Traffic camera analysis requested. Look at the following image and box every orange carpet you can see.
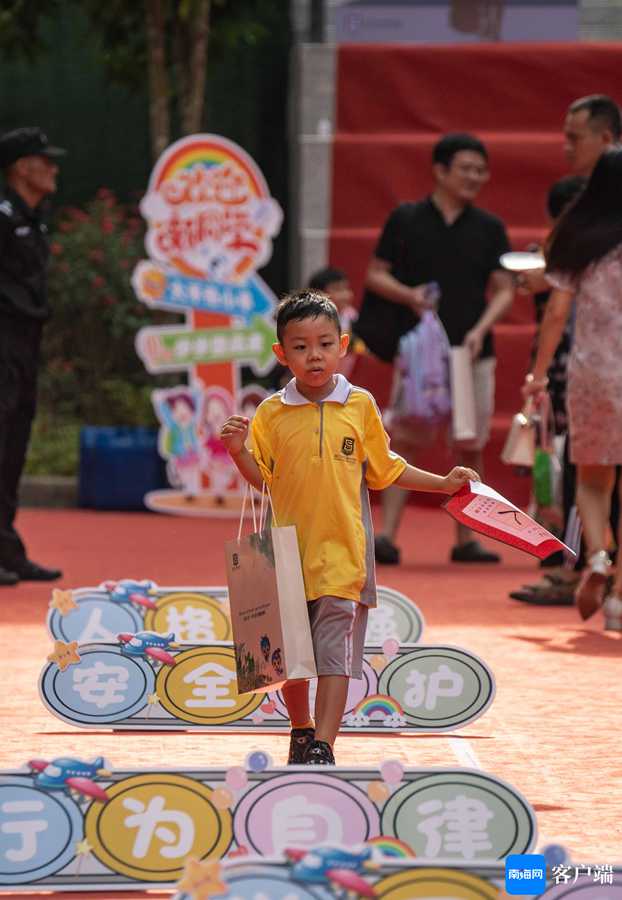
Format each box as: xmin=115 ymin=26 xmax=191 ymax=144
xmin=0 ymin=506 xmax=620 ymax=897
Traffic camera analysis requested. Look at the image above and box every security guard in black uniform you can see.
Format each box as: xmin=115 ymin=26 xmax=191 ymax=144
xmin=0 ymin=127 xmax=65 ymax=585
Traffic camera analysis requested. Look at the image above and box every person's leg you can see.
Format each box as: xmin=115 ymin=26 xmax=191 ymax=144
xmin=603 ymin=474 xmax=622 ymax=630
xmin=575 ymin=463 xmax=615 ymax=620
xmin=610 ymin=467 xmax=620 ymax=564
xmin=305 ymin=597 xmax=367 ymax=764
xmin=0 ymin=357 xmax=30 ymax=573
xmin=0 ymin=404 xmax=23 ymax=584
xmin=451 ymin=358 xmax=498 ymax=562
xmin=380 ymin=484 xmax=409 ymax=544
xmin=576 ymin=464 xmax=614 ymax=556
xmin=454 ymin=446 xmax=483 ymax=547
xmin=282 ymin=678 xmax=315 ymax=765
xmin=281 ymin=679 xmax=312 ymax=728
xmin=314 ymin=675 xmax=349 ymax=747
xmin=375 ymin=432 xmax=412 ymax=563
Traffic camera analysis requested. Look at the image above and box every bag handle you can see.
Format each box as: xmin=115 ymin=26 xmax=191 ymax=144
xmin=259 ymin=481 xmax=278 ymax=529
xmin=237 ymin=480 xmax=277 ymax=540
xmin=532 ymin=393 xmax=554 ymax=451
xmin=521 ymin=396 xmax=534 ymax=419
xmin=236 ymin=482 xmax=258 ymax=542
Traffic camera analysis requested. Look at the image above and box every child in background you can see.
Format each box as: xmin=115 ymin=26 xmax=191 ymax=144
xmin=308 ymin=266 xmax=357 ymax=335
xmin=268 ymin=266 xmax=362 ymax=390
xmin=221 ymin=290 xmax=478 ymax=765
xmin=308 ymin=267 xmax=365 ymax=377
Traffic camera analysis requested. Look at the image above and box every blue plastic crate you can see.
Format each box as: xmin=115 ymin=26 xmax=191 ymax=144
xmin=78 ymin=426 xmax=167 ymax=510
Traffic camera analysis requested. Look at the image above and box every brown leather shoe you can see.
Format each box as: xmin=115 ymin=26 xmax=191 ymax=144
xmin=509 ymin=582 xmax=574 ymax=605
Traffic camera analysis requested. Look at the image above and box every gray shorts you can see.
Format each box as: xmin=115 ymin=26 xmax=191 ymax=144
xmin=307 ymin=596 xmax=368 ymax=679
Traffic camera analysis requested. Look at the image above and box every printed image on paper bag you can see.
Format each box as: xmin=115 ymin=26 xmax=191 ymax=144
xmin=226 ymin=522 xmax=316 ymax=695
xmin=226 ymin=529 xmax=284 ymax=694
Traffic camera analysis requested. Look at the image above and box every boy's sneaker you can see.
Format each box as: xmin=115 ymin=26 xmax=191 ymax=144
xmin=287 ymin=727 xmax=315 ymax=765
xmin=304 ymin=739 xmax=335 ymax=765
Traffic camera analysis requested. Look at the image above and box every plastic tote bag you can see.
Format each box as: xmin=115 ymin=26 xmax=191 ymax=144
xmin=224 ymin=485 xmax=317 ymax=695
xmin=395 ymin=310 xmax=452 ymax=423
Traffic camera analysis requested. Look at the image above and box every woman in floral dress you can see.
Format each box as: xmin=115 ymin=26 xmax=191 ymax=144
xmin=523 ymin=149 xmax=622 ymax=629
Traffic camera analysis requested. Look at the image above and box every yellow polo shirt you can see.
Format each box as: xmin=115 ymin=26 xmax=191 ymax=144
xmin=250 ymin=375 xmax=407 ymax=605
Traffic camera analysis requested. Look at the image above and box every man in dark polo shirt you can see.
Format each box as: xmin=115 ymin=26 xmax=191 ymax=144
xmin=355 ymin=132 xmax=514 ymax=565
xmin=0 ymin=127 xmax=65 ymax=585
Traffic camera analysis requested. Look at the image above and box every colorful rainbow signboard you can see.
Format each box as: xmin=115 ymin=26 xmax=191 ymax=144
xmin=132 ymin=134 xmax=282 ymax=516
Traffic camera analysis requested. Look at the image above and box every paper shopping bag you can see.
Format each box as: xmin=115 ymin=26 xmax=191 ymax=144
xmin=444 ymin=480 xmax=576 ymax=560
xmin=449 ymin=347 xmax=477 ymax=441
xmin=225 ymin=489 xmax=316 ymax=694
xmin=501 ymin=400 xmax=536 ymax=467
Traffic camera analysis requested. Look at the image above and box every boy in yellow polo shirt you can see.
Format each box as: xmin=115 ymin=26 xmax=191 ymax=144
xmin=221 ymin=291 xmax=478 ymax=765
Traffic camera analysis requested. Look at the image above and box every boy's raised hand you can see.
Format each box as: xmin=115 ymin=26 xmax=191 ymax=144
xmin=443 ymin=466 xmax=480 ymax=494
xmin=220 ymin=415 xmax=250 ymax=456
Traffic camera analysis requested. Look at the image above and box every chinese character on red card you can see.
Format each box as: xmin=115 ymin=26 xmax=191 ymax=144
xmin=444 ymin=481 xmax=576 ymax=559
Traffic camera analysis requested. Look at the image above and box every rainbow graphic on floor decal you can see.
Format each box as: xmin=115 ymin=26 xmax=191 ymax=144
xmin=367 ymin=836 xmax=416 ymax=859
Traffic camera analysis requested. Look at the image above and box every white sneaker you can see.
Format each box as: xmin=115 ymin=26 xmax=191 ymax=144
xmin=588 ymin=549 xmax=613 ymax=577
xmin=603 ymin=595 xmax=622 ymax=631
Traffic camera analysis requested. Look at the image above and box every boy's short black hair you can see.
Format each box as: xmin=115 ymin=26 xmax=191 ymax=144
xmin=276 ymin=289 xmax=341 ymax=344
xmin=432 ymin=132 xmax=488 ymax=168
xmin=546 ymin=175 xmax=586 ymax=220
xmin=308 ymin=266 xmax=347 ymax=292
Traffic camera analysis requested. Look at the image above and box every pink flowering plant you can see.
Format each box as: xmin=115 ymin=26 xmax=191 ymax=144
xmin=43 ymin=188 xmax=181 ymax=423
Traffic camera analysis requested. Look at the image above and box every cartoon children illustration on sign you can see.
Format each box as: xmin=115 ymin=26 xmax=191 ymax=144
xmin=202 ymin=387 xmax=236 ymax=503
xmin=153 ymin=386 xmax=203 ymax=501
xmin=238 ymin=385 xmax=269 ymax=424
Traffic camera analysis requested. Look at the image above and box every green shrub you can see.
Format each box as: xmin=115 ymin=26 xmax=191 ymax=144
xmin=25 ymin=416 xmax=80 ymax=477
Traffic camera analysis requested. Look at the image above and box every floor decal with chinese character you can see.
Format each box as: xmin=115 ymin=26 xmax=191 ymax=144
xmin=46 ymin=581 xmax=424 ymax=645
xmin=171 ymin=860 xmax=622 ymax=900
xmin=39 ymin=640 xmax=494 ymax=733
xmin=174 ymin=858 xmax=507 ymax=900
xmin=0 ymin=759 xmax=537 ymax=891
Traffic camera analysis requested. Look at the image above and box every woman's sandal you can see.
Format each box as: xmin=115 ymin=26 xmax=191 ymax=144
xmin=575 ymin=550 xmax=612 ymax=621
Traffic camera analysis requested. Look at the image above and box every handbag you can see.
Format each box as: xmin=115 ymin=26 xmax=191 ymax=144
xmin=224 ymin=484 xmax=317 ymax=694
xmin=532 ymin=399 xmax=562 ymax=510
xmin=501 ymin=398 xmax=536 ymax=467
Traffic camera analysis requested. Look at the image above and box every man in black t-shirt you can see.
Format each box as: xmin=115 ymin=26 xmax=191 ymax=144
xmin=355 ymin=133 xmax=514 ymax=565
xmin=0 ymin=127 xmax=65 ymax=586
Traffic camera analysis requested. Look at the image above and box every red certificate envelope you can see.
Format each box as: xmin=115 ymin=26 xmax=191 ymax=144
xmin=443 ymin=481 xmax=576 ymax=560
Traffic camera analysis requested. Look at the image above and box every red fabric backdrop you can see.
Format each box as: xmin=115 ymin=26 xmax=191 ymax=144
xmin=330 ymin=41 xmax=622 ymax=503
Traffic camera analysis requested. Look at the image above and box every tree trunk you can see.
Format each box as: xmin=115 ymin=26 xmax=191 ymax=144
xmin=145 ymin=0 xmax=171 ymax=160
xmin=180 ymin=0 xmax=210 ymax=134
